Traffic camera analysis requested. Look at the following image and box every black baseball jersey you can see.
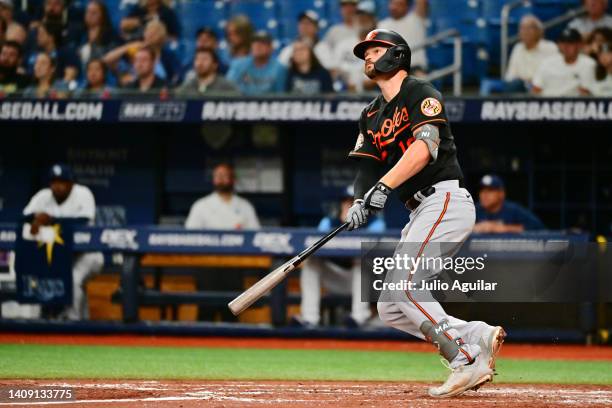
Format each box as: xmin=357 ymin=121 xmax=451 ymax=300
xmin=349 ymin=77 xmax=463 ymax=203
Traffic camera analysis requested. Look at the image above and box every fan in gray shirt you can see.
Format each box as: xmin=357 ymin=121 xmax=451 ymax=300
xmin=178 ymin=48 xmax=239 ymax=95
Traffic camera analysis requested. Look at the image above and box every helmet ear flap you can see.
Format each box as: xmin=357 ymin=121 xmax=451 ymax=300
xmin=373 ymin=44 xmax=412 ymax=73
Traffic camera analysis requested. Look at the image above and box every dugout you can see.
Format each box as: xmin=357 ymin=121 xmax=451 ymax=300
xmin=0 ymin=96 xmax=610 ymax=340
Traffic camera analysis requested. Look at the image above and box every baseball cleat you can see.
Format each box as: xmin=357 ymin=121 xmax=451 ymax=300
xmin=428 ymin=340 xmax=494 ymax=398
xmin=485 ymin=326 xmax=506 ymax=370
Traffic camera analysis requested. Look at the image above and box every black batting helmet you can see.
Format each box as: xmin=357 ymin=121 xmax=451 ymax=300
xmin=353 ymin=29 xmax=412 ymax=74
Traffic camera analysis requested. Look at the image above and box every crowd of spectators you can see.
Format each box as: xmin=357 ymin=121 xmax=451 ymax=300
xmin=0 ymin=0 xmax=428 ymax=98
xmin=1 ymin=0 xmax=612 ymax=98
xmin=499 ymin=0 xmax=612 ymax=96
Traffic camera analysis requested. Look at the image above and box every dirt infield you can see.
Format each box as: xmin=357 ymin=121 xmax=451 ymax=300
xmin=1 ymin=333 xmax=611 ymax=361
xmin=0 ymin=380 xmax=611 ymax=408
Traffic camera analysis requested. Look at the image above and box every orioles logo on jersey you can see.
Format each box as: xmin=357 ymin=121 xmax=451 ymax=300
xmin=367 ymin=106 xmax=411 ymax=151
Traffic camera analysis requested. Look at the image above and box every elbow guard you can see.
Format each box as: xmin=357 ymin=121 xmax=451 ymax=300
xmin=415 ymin=124 xmax=440 ymax=163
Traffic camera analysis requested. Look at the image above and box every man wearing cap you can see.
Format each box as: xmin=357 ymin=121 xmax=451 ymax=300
xmin=278 ymin=10 xmax=334 ymax=70
xmin=323 ymin=0 xmax=359 ymax=53
xmin=378 ymin=0 xmax=428 ymax=69
xmin=474 ymin=175 xmax=544 ymax=233
xmin=344 ymin=28 xmax=505 ymax=397
xmin=226 ymin=30 xmax=287 ymax=95
xmin=294 ymin=186 xmax=385 ymax=328
xmin=532 ymin=28 xmax=596 ymax=96
xmin=23 ymin=164 xmax=103 ymax=320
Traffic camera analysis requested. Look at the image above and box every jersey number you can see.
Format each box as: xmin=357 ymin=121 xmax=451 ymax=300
xmin=398 ymin=137 xmax=415 ymax=154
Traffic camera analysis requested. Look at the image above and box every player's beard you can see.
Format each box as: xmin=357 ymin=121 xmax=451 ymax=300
xmin=365 ymin=62 xmax=377 ymax=79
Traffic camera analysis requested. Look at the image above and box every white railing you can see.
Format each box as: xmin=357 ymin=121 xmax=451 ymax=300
xmin=501 ymin=1 xmax=586 ymax=78
xmin=414 ymin=29 xmax=463 ymax=96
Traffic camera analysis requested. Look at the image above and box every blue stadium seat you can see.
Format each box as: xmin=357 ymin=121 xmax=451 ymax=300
xmin=103 ymin=0 xmax=128 ymax=30
xmin=228 ymin=0 xmax=279 ymax=36
xmin=429 ymin=0 xmax=480 ymax=20
xmin=176 ymin=0 xmax=228 ymax=41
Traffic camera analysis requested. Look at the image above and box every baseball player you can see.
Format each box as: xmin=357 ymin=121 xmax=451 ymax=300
xmin=345 ymin=29 xmax=506 ymax=398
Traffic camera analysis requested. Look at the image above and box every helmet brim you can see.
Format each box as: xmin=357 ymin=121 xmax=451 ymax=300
xmin=353 ymin=39 xmax=397 ymax=59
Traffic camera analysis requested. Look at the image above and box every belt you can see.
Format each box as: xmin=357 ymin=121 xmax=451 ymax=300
xmin=405 ymin=185 xmax=437 ymax=211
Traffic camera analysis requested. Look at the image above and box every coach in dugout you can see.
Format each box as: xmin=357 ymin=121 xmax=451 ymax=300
xmin=185 ymin=163 xmax=260 ymax=321
xmin=293 ymin=186 xmax=385 ymax=328
xmin=474 ymin=174 xmax=544 ymax=234
xmin=23 ymin=164 xmax=104 ymax=320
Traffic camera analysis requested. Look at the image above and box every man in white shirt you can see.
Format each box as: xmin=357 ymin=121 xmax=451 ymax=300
xmin=278 ymin=10 xmax=334 ymax=70
xmin=185 ymin=162 xmax=260 ymax=321
xmin=23 ymin=164 xmax=103 ymax=320
xmin=378 ymin=0 xmax=428 ymax=69
xmin=505 ymin=15 xmax=558 ymax=86
xmin=185 ymin=163 xmax=260 ymax=230
xmin=323 ymin=0 xmax=359 ymax=53
xmin=333 ymin=1 xmax=378 ymax=92
xmin=568 ymin=0 xmax=612 ymax=37
xmin=532 ymin=28 xmax=596 ymax=96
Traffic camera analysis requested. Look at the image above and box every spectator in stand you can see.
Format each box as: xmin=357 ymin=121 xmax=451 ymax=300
xmin=5 ymin=18 xmax=27 ymax=45
xmin=474 ymin=174 xmax=544 ymax=233
xmin=27 ymin=22 xmax=80 ymax=85
xmin=123 ymin=46 xmax=166 ymax=93
xmin=181 ymin=27 xmax=227 ymax=84
xmin=75 ymin=58 xmax=113 ymax=98
xmin=591 ymin=40 xmax=612 ymax=95
xmin=504 ymin=15 xmax=558 ymax=91
xmin=226 ymin=31 xmax=286 ymax=95
xmin=0 ymin=0 xmax=26 ymax=40
xmin=77 ymin=0 xmax=118 ymax=68
xmin=28 ymin=0 xmax=83 ymax=47
xmin=121 ymin=0 xmax=180 ymax=41
xmin=103 ymin=20 xmax=180 ymax=86
xmin=0 ymin=40 xmax=30 ymax=94
xmin=223 ymin=14 xmax=253 ymax=63
xmin=177 ymin=48 xmax=238 ymax=95
xmin=584 ymin=27 xmax=612 ymax=58
xmin=285 ymin=39 xmax=333 ymax=94
xmin=333 ymin=0 xmax=378 ymax=92
xmin=532 ymin=28 xmax=595 ymax=96
xmin=378 ymin=0 xmax=428 ymax=70
xmin=293 ymin=186 xmax=385 ymax=328
xmin=568 ymin=0 xmax=612 ymax=38
xmin=323 ymin=0 xmax=359 ymax=53
xmin=278 ymin=10 xmax=334 ymax=71
xmin=23 ymin=52 xmax=69 ymax=98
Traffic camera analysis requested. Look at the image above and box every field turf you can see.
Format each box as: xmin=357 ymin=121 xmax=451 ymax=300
xmin=1 ymin=343 xmax=610 ymax=385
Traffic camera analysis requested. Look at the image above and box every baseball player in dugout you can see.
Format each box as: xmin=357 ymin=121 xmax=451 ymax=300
xmin=346 ymin=29 xmax=506 ymax=398
xmin=22 ymin=164 xmax=104 ymax=320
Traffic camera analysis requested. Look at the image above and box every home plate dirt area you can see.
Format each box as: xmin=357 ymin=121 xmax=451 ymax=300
xmin=0 ymin=380 xmax=610 ymax=408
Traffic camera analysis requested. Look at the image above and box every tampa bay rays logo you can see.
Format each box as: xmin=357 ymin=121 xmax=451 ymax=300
xmin=37 ymin=224 xmax=65 ymax=265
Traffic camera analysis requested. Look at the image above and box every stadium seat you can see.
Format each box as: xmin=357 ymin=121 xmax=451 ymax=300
xmin=228 ymin=0 xmax=279 ymax=36
xmin=176 ymin=0 xmax=228 ymax=41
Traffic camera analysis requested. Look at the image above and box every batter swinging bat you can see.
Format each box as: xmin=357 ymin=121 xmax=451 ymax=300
xmin=228 ymin=222 xmax=349 ymax=315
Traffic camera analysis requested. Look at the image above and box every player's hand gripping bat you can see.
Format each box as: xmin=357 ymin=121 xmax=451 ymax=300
xmin=228 ymin=222 xmax=349 ymax=315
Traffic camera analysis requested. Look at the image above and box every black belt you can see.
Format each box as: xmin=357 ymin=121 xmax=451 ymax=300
xmin=405 ymin=186 xmax=437 ymax=211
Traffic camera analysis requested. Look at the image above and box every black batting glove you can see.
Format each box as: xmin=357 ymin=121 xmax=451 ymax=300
xmin=346 ymin=199 xmax=369 ymax=231
xmin=363 ymin=182 xmax=392 ymax=211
